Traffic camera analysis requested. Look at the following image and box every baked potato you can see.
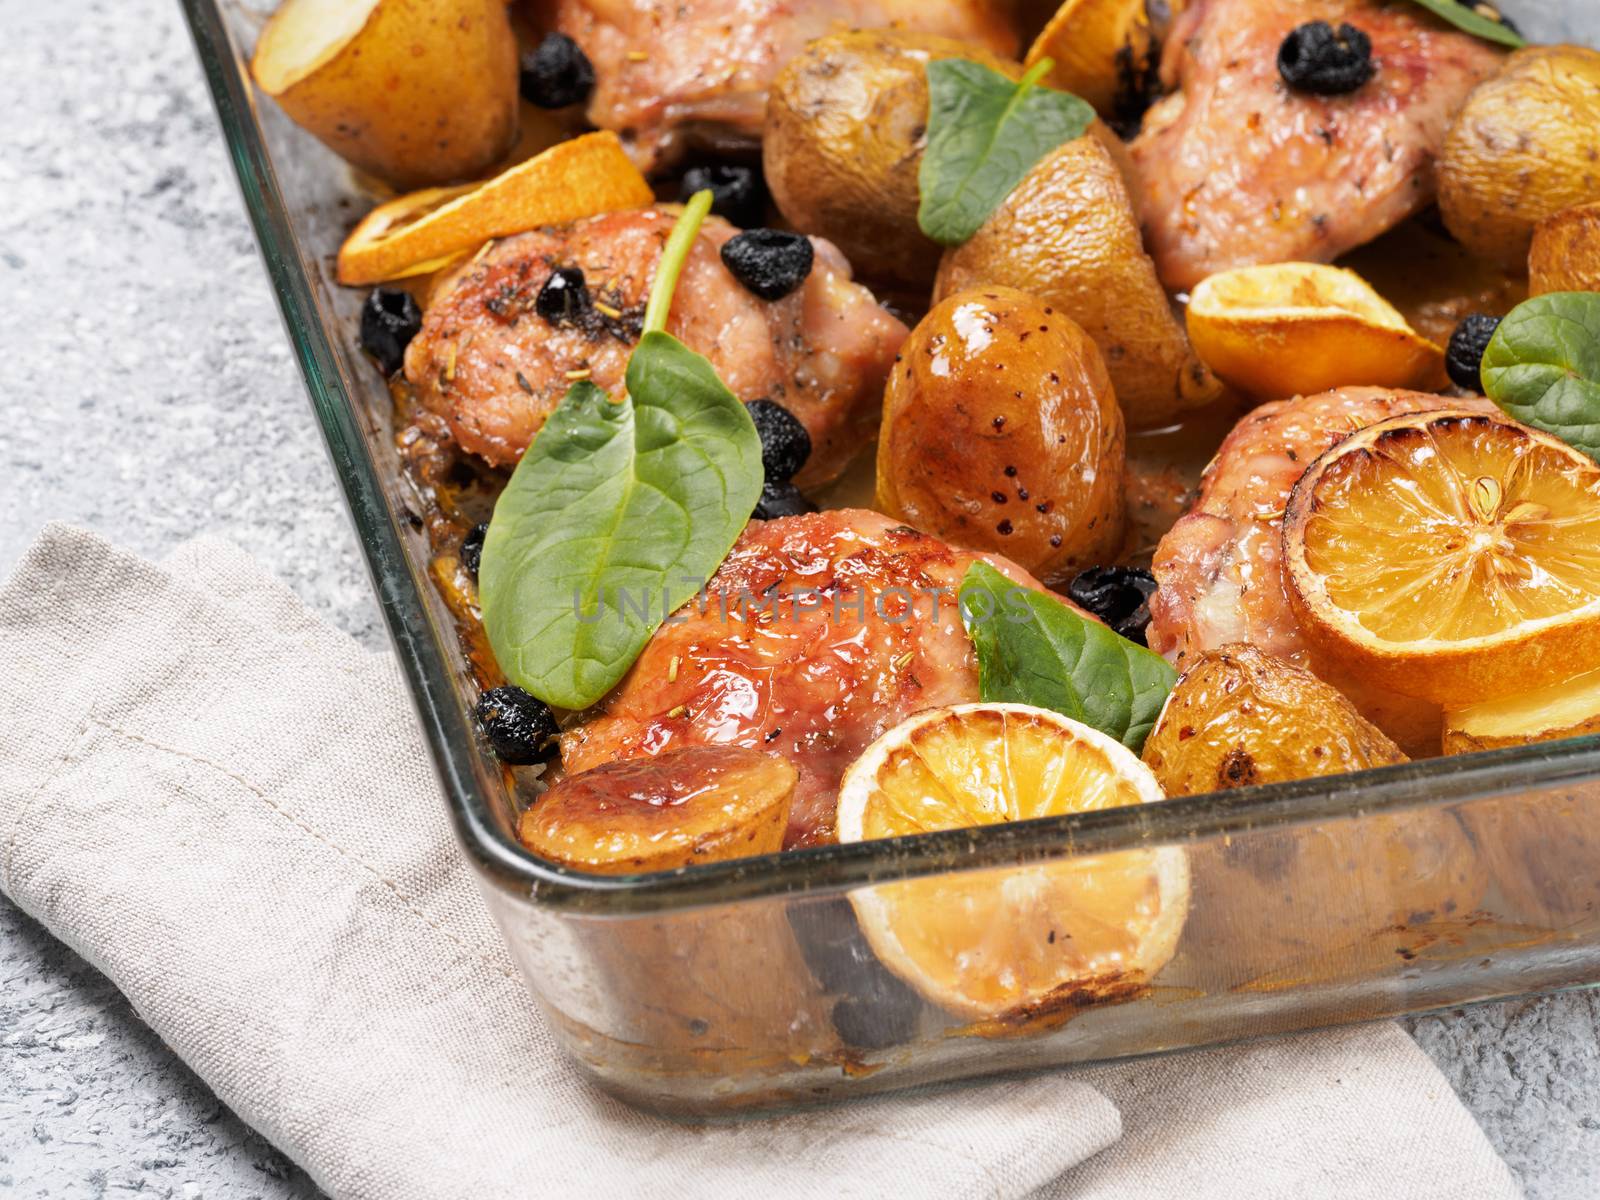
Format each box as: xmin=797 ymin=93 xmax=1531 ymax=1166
xmin=252 ymin=0 xmax=520 ymax=189
xmin=762 ymin=31 xmax=1020 ymax=291
xmin=1143 ymin=644 xmax=1407 ymax=794
xmin=1439 ymin=45 xmax=1600 ymax=272
xmin=1144 ymin=646 xmax=1487 ymax=986
xmin=518 ymin=745 xmax=794 ymax=873
xmin=934 ymin=135 xmax=1221 ymax=430
xmin=1529 ymin=200 xmax=1600 ymax=295
xmin=876 ymin=286 xmax=1126 ymax=584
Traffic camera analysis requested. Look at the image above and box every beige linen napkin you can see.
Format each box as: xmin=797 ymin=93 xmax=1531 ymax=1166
xmin=0 ymin=525 xmax=1521 ymax=1200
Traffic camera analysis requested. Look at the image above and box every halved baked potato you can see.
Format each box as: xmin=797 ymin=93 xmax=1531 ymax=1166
xmin=934 ymin=135 xmax=1221 ymax=429
xmin=252 ymin=0 xmax=521 ymax=189
xmin=762 ymin=30 xmax=1020 ymax=291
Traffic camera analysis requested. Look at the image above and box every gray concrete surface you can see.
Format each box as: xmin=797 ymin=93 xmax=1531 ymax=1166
xmin=1 ymin=0 xmax=1597 ymax=1196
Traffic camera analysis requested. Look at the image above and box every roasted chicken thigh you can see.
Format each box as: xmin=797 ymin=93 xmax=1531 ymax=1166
xmin=1131 ymin=0 xmax=1504 ymax=290
xmin=547 ymin=0 xmax=1019 ymax=171
xmin=405 ymin=206 xmax=907 ymax=486
xmin=561 ymin=509 xmax=1061 ymax=848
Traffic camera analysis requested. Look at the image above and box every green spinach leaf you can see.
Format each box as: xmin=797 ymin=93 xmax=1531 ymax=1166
xmin=1482 ymin=292 xmax=1600 ymax=462
xmin=958 ymin=561 xmax=1176 ymax=752
xmin=478 ymin=192 xmax=764 ymax=709
xmin=1405 ymin=0 xmax=1525 ymax=48
xmin=918 ymin=58 xmax=1095 ymax=248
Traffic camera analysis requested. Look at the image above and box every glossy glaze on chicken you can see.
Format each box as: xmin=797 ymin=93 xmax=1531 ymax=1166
xmin=561 ymin=508 xmax=1056 ymax=847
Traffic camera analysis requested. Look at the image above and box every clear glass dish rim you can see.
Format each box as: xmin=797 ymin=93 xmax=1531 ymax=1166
xmin=180 ymin=0 xmax=1600 ymax=918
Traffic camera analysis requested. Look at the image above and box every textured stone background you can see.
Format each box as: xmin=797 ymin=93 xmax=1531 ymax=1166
xmin=2 ymin=0 xmax=1598 ymax=1196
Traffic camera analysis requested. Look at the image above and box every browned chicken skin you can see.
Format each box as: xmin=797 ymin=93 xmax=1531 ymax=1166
xmin=405 ymin=207 xmax=907 ymax=487
xmin=548 ymin=0 xmax=1019 ymax=171
xmin=561 ymin=509 xmax=1065 ymax=848
xmin=1148 ymin=386 xmax=1497 ymax=753
xmin=1131 ymin=0 xmax=1504 ymax=290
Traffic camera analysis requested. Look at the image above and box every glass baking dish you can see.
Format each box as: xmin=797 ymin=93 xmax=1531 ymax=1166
xmin=182 ymin=0 xmax=1600 ymax=1116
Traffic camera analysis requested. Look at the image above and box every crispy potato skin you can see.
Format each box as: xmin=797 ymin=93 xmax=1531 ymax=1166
xmin=1439 ymin=46 xmax=1600 ymax=272
xmin=255 ymin=0 xmax=520 ymax=189
xmin=519 ymin=745 xmax=795 ymax=873
xmin=1143 ymin=645 xmax=1487 ymax=985
xmin=1530 ymin=200 xmax=1600 ymax=295
xmin=876 ymin=286 xmax=1126 ymax=584
xmin=935 ymin=136 xmax=1219 ymax=430
xmin=1142 ymin=644 xmax=1406 ymax=796
xmin=762 ymin=31 xmax=1019 ymax=291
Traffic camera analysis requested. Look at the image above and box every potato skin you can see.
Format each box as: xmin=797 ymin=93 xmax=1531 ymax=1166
xmin=1439 ymin=46 xmax=1600 ymax=272
xmin=519 ymin=746 xmax=795 ymax=874
xmin=1529 ymin=200 xmax=1600 ymax=295
xmin=1143 ymin=644 xmax=1407 ymax=796
xmin=762 ymin=31 xmax=1019 ymax=291
xmin=254 ymin=0 xmax=520 ymax=189
xmin=876 ymin=286 xmax=1126 ymax=584
xmin=935 ymin=136 xmax=1219 ymax=430
xmin=1144 ymin=646 xmax=1487 ymax=985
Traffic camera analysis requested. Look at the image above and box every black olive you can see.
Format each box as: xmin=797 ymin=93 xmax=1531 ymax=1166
xmin=830 ymin=992 xmax=921 ymax=1051
xmin=519 ymin=33 xmax=596 ymax=109
xmin=475 ymin=686 xmax=559 ymax=765
xmin=752 ymin=480 xmax=815 ymax=521
xmin=680 ymin=164 xmax=767 ymax=229
xmin=720 ymin=229 xmax=814 ymax=301
xmin=1067 ymin=566 xmax=1159 ymax=646
xmin=745 ymin=398 xmax=812 ymax=483
xmin=535 ymin=267 xmax=590 ymax=325
xmin=1277 ymin=22 xmax=1375 ymax=96
xmin=1446 ymin=313 xmax=1502 ymax=392
xmin=460 ymin=522 xmax=488 ymax=579
xmin=359 ymin=288 xmax=422 ymax=377
xmin=785 ymin=900 xmax=923 ymax=1051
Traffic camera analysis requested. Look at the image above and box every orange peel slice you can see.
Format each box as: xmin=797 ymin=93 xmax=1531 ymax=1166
xmin=1284 ymin=409 xmax=1600 ymax=708
xmin=1187 ymin=262 xmax=1445 ymax=401
xmin=835 ymin=704 xmax=1187 ymax=1025
xmin=1024 ymin=0 xmax=1152 ymax=117
xmin=336 ymin=131 xmax=653 ymax=286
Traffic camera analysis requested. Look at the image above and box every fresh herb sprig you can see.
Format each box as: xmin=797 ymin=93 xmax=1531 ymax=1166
xmin=479 ymin=192 xmax=764 ymax=710
xmin=958 ymin=562 xmax=1176 ymax=753
xmin=1405 ymin=0 xmax=1525 ymax=48
xmin=1482 ymin=291 xmax=1600 ymax=462
xmin=917 ymin=57 xmax=1095 ymax=247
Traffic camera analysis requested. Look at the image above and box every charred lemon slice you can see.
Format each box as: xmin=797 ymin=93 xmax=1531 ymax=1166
xmin=336 ymin=131 xmax=653 ymax=285
xmin=835 ymin=704 xmax=1187 ymax=1025
xmin=1285 ymin=409 xmax=1600 ymax=708
xmin=1187 ymin=263 xmax=1444 ymax=401
xmin=518 ymin=745 xmax=796 ymax=874
xmin=1024 ymin=0 xmax=1152 ymax=117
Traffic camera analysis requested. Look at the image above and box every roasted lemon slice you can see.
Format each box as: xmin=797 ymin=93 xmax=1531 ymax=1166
xmin=1024 ymin=0 xmax=1152 ymax=117
xmin=336 ymin=131 xmax=653 ymax=285
xmin=1187 ymin=263 xmax=1445 ymax=401
xmin=1444 ymin=665 xmax=1600 ymax=754
xmin=835 ymin=704 xmax=1187 ymax=1026
xmin=1284 ymin=409 xmax=1600 ymax=708
xmin=518 ymin=745 xmax=796 ymax=874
